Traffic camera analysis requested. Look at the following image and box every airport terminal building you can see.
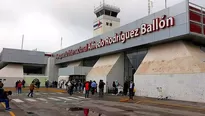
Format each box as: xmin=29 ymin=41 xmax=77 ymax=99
xmin=1 ymin=1 xmax=205 ymax=103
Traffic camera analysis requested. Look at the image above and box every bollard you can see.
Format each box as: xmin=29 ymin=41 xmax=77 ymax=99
xmin=84 ymin=108 xmax=89 ymax=116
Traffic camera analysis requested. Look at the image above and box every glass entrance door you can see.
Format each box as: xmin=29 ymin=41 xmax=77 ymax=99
xmin=69 ymin=75 xmax=85 ymax=83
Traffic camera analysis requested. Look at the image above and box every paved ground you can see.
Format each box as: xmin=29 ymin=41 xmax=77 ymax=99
xmin=0 ymin=89 xmax=203 ymax=116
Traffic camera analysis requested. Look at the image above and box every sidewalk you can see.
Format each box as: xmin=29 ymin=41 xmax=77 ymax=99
xmin=72 ymin=92 xmax=205 ymax=113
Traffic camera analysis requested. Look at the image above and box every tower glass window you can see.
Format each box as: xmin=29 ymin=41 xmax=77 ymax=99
xmin=111 ymin=12 xmax=118 ymax=17
xmin=105 ymin=10 xmax=111 ymax=16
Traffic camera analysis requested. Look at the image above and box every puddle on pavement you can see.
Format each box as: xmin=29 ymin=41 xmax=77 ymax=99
xmin=68 ymin=107 xmax=84 ymax=111
xmin=27 ymin=112 xmax=34 ymax=114
xmin=124 ymin=109 xmax=134 ymax=112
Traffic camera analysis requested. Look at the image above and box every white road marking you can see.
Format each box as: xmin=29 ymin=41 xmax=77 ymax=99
xmin=42 ymin=93 xmax=48 ymax=94
xmin=57 ymin=92 xmax=63 ymax=94
xmin=25 ymin=98 xmax=37 ymax=102
xmin=57 ymin=97 xmax=72 ymax=101
xmin=48 ymin=97 xmax=61 ymax=101
xmin=77 ymin=96 xmax=86 ymax=99
xmin=12 ymin=99 xmax=24 ymax=103
xmin=35 ymin=93 xmax=40 ymax=95
xmin=68 ymin=97 xmax=81 ymax=100
xmin=50 ymin=93 xmax=56 ymax=94
xmin=36 ymin=98 xmax=47 ymax=101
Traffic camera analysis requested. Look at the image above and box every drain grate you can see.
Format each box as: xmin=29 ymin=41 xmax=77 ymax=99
xmin=125 ymin=109 xmax=134 ymax=112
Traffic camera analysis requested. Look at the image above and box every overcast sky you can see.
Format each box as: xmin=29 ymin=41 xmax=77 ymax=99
xmin=0 ymin=0 xmax=204 ymax=53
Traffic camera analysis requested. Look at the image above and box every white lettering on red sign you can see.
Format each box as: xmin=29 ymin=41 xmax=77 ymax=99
xmin=56 ymin=15 xmax=175 ymax=59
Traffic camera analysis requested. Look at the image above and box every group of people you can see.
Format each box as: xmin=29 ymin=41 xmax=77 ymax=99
xmin=112 ymin=80 xmax=135 ymax=100
xmin=65 ymin=80 xmax=84 ymax=95
xmin=84 ymin=80 xmax=105 ymax=98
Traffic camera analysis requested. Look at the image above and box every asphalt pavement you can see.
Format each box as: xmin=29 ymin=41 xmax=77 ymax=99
xmin=1 ymin=88 xmax=205 ymax=116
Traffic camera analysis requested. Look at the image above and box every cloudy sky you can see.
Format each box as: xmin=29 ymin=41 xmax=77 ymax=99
xmin=0 ymin=0 xmax=204 ymax=53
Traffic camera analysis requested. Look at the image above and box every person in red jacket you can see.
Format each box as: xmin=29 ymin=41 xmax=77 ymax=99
xmin=17 ymin=81 xmax=22 ymax=94
xmin=84 ymin=81 xmax=90 ymax=98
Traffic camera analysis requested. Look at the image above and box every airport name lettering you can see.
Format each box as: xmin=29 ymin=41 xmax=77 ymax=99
xmin=56 ymin=15 xmax=175 ymax=59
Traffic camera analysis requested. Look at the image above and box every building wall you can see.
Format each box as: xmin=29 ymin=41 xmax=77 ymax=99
xmin=134 ymin=40 xmax=205 ymax=102
xmin=55 ymin=0 xmax=189 ymax=64
xmin=47 ymin=57 xmax=59 ymax=81
xmin=106 ymin=53 xmax=124 ymax=89
xmin=57 ymin=61 xmax=82 ymax=89
xmin=86 ymin=53 xmax=124 ymax=92
xmin=1 ymin=48 xmax=46 ymax=64
xmin=93 ymin=15 xmax=120 ymax=37
xmin=102 ymin=18 xmax=120 ymax=34
xmin=59 ymin=66 xmax=92 ymax=76
xmin=0 ymin=64 xmax=23 ymax=87
xmin=24 ymin=75 xmax=48 ymax=86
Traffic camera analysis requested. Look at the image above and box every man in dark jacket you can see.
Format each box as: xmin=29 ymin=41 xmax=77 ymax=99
xmin=129 ymin=81 xmax=135 ymax=100
xmin=0 ymin=88 xmax=12 ymax=110
xmin=99 ymin=80 xmax=105 ymax=98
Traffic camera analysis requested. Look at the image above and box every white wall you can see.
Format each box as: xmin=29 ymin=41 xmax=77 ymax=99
xmin=47 ymin=57 xmax=59 ymax=81
xmin=134 ymin=41 xmax=205 ymax=102
xmin=93 ymin=15 xmax=120 ymax=37
xmin=0 ymin=64 xmax=24 ymax=87
xmin=0 ymin=64 xmax=23 ymax=77
xmin=107 ymin=53 xmax=124 ymax=89
xmin=135 ymin=73 xmax=205 ymax=103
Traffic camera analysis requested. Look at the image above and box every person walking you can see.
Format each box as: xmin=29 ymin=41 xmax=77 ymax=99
xmin=84 ymin=81 xmax=90 ymax=98
xmin=99 ymin=80 xmax=105 ymax=98
xmin=123 ymin=81 xmax=128 ymax=96
xmin=27 ymin=82 xmax=35 ymax=97
xmin=17 ymin=81 xmax=22 ymax=94
xmin=129 ymin=81 xmax=135 ymax=100
xmin=91 ymin=81 xmax=97 ymax=95
xmin=112 ymin=81 xmax=116 ymax=95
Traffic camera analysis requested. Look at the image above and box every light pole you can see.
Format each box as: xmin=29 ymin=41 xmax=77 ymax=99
xmin=21 ymin=34 xmax=24 ymax=50
xmin=165 ymin=0 xmax=167 ymax=8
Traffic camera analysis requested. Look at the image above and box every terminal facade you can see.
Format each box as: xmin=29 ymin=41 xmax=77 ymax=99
xmin=0 ymin=1 xmax=205 ymax=103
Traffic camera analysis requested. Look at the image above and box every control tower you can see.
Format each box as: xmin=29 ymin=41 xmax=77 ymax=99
xmin=93 ymin=2 xmax=120 ymax=37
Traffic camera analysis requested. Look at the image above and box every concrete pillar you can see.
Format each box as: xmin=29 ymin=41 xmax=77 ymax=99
xmin=86 ymin=53 xmax=124 ymax=92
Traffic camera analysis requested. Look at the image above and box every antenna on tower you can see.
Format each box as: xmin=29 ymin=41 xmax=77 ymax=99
xmin=165 ymin=0 xmax=167 ymax=8
xmin=60 ymin=37 xmax=63 ymax=49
